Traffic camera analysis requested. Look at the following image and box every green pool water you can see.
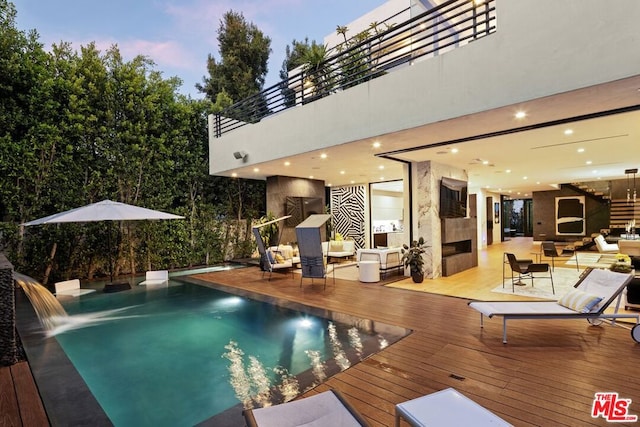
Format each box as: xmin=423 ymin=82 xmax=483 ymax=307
xmin=54 ymin=277 xmax=401 ymax=426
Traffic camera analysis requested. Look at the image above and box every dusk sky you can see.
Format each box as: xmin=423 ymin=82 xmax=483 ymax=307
xmin=13 ymin=0 xmax=388 ymax=98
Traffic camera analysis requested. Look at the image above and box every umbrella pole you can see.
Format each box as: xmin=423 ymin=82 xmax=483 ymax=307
xmin=108 ymin=222 xmax=114 ymax=283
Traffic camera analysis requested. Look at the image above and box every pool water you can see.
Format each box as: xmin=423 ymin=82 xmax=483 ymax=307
xmin=54 ymin=279 xmax=403 ymax=426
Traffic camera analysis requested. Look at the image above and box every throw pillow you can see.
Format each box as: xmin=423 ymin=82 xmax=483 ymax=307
xmin=275 ymin=253 xmax=285 ymax=264
xmin=557 ymin=289 xmax=603 ymax=313
xmin=329 ymin=241 xmax=343 ymax=252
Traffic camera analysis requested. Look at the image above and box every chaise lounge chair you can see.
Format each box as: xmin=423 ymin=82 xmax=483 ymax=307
xmin=468 ymin=268 xmax=640 ymax=343
xmin=243 ymin=390 xmax=370 ymax=427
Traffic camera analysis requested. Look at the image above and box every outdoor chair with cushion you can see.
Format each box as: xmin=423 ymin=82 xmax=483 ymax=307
xmin=252 ymin=226 xmax=294 ymax=280
xmin=504 ymin=252 xmax=554 ymax=294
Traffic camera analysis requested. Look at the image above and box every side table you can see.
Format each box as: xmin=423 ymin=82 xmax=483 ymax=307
xmin=358 ymin=260 xmax=380 ymax=283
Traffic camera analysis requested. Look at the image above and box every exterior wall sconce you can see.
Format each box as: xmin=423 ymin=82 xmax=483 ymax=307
xmin=233 ymin=151 xmax=248 ymax=161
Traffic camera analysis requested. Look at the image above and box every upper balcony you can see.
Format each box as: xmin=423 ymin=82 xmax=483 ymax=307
xmin=211 ymin=0 xmax=496 ymax=139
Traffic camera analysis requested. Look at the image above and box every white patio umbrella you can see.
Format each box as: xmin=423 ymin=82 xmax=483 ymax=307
xmin=23 ymin=199 xmax=185 ymax=282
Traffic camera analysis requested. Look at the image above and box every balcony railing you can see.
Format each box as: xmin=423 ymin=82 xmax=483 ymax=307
xmin=213 ymin=0 xmax=496 ymax=137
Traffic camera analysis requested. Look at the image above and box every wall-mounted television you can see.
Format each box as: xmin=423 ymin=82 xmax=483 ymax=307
xmin=285 ymin=197 xmax=324 ymax=227
xmin=439 ymin=177 xmax=467 ymax=218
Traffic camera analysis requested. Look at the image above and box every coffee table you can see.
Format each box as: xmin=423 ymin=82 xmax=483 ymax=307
xmin=395 ymin=388 xmax=512 ymax=426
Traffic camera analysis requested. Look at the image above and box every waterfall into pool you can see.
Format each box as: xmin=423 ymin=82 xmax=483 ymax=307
xmin=14 ymin=272 xmax=67 ymax=330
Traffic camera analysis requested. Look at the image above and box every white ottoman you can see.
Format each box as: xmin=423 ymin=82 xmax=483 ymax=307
xmin=359 ymin=260 xmax=380 ymax=283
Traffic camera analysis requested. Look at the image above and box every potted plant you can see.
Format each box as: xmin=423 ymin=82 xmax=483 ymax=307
xmin=258 ymin=212 xmax=279 ymax=247
xmin=401 ymin=237 xmax=428 ymax=283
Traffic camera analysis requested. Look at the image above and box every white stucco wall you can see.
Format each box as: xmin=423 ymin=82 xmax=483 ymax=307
xmin=210 ymin=0 xmax=640 ymax=175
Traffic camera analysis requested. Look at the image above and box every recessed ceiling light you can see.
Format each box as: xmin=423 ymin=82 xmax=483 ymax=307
xmin=328 ymin=183 xmax=332 ymax=186
xmin=378 ymin=165 xmax=384 ymax=170
xmin=523 ymin=176 xmax=528 ymax=180
xmin=564 ymin=129 xmax=573 ymax=135
xmin=506 ymin=169 xmax=511 ymax=173
xmin=284 ymin=161 xmax=290 ymax=166
xmin=372 ymin=142 xmax=381 ymax=148
xmin=482 ymin=160 xmax=489 ymax=165
xmin=340 ymin=170 xmax=345 ymax=175
xmin=309 ymin=175 xmax=314 ymax=179
xmin=231 ymin=172 xmax=238 ymax=177
xmin=577 ymin=148 xmax=585 ymax=153
xmin=515 ymin=111 xmax=526 ymax=119
xmin=320 ymin=153 xmax=327 ymax=159
xmin=451 ymin=148 xmax=459 ymax=153
xmin=586 ymin=160 xmax=592 ymax=165
xmin=350 ymin=180 xmax=355 ymax=184
xmin=253 ymin=168 xmax=259 ymax=172
xmin=380 ymin=176 xmax=384 ymax=180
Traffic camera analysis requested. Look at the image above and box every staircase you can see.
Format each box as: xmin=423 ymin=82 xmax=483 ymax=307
xmin=561 ymin=183 xmax=610 ymax=204
xmin=609 ymin=198 xmax=640 ymax=232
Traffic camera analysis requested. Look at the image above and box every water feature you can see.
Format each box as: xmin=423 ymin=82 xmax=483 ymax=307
xmin=13 ymin=272 xmax=67 ymax=331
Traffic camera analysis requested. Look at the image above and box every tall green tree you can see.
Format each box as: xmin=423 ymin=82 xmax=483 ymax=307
xmin=279 ymin=38 xmax=312 ymax=107
xmin=197 ymin=10 xmax=271 ymax=103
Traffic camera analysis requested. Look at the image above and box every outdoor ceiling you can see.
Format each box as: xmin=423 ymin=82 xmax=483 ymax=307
xmin=232 ymin=75 xmax=640 ymax=196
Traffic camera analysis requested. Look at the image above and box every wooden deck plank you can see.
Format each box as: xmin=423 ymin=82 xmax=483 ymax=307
xmin=190 ymin=238 xmax=640 ymax=426
xmin=0 ymin=366 xmax=21 ymax=427
xmin=10 ymin=362 xmax=49 ymax=427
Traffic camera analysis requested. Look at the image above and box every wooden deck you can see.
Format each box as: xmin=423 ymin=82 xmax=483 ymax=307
xmin=4 ymin=237 xmax=640 ymax=426
xmin=193 ymin=238 xmax=640 ymax=427
xmin=0 ymin=361 xmax=49 ymax=427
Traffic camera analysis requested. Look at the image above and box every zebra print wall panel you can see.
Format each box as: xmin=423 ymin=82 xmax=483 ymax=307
xmin=330 ymin=186 xmax=366 ymax=250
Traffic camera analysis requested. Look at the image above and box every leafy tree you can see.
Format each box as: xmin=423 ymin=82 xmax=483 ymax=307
xmin=197 ymin=10 xmax=271 ymax=103
xmin=0 ymin=1 xmax=268 ymax=281
xmin=279 ymin=38 xmax=312 ymax=107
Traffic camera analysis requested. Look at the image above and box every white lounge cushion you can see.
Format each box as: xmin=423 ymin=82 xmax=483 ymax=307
xmin=594 ymin=234 xmax=619 ymax=253
xmin=248 ymin=390 xmax=365 ymax=427
xmin=55 ymin=279 xmax=96 ymax=297
xmin=139 ymin=270 xmax=169 ymax=285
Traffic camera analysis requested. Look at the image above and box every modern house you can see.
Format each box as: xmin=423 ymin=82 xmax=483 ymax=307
xmin=208 ymin=0 xmax=640 ymax=279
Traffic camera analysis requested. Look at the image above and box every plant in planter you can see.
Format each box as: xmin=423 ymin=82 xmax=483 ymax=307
xmin=401 ymin=237 xmax=428 ymax=283
xmin=258 ymin=212 xmax=280 ymax=247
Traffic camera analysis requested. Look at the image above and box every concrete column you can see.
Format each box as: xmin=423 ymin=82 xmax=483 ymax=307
xmin=0 ymin=253 xmax=17 ymax=366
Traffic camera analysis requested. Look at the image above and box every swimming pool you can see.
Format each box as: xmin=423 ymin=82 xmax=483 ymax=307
xmin=17 ymin=269 xmax=409 ymax=426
